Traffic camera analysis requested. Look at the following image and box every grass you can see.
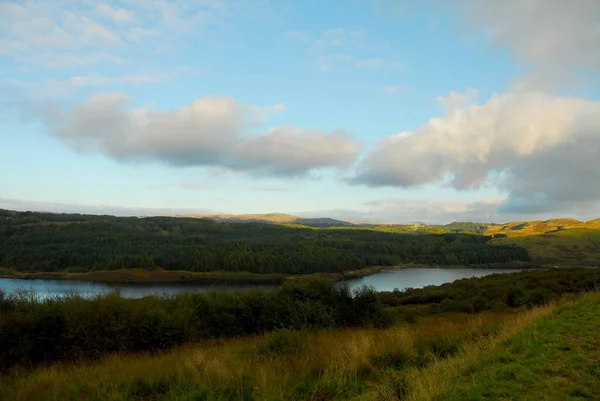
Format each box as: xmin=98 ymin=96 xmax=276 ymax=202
xmin=0 ymin=266 xmax=408 ymax=284
xmin=492 ymin=229 xmax=600 ymax=265
xmin=0 ymin=311 xmax=521 ymax=401
xmin=2 ymin=292 xmax=598 ymax=401
xmin=484 ymin=217 xmax=600 ymax=265
xmin=0 ymin=267 xmax=287 ymax=284
xmin=434 ymin=292 xmax=600 ymax=401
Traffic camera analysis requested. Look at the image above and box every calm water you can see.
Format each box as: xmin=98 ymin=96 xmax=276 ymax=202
xmin=0 ymin=278 xmax=279 ymax=299
xmin=0 ymin=268 xmax=530 ymax=298
xmin=340 ymin=267 xmax=529 ymax=293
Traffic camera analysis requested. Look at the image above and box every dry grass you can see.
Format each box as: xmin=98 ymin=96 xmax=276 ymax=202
xmin=5 ymin=291 xmax=592 ymax=401
xmin=0 ymin=312 xmax=519 ymax=401
xmin=485 ymin=219 xmax=587 ymax=238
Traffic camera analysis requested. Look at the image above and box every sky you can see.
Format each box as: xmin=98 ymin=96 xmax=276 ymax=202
xmin=1 ymin=0 xmax=600 ymax=224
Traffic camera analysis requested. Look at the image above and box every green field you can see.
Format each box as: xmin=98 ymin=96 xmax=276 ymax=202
xmin=436 ymin=292 xmax=600 ymax=400
xmin=492 ymin=228 xmax=600 ymax=265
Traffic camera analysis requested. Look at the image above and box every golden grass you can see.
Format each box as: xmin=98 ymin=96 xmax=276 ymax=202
xmin=485 ymin=218 xmax=587 ymax=238
xmin=0 ymin=312 xmax=519 ymax=401
xmin=491 ymin=228 xmax=600 ymax=265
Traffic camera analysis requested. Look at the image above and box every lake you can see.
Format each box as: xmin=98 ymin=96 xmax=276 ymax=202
xmin=0 ymin=267 xmax=530 ymax=299
xmin=340 ymin=267 xmax=530 ymax=293
xmin=0 ymin=278 xmax=278 ymax=299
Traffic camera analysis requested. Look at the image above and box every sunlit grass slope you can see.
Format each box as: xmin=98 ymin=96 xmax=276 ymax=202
xmin=485 ymin=218 xmax=588 ymax=237
xmin=491 ymin=229 xmax=600 ymax=265
xmin=435 ymin=292 xmax=600 ymax=401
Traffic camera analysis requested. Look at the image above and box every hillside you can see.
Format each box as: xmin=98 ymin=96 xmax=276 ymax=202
xmin=480 ymin=219 xmax=600 ymax=265
xmin=172 ymin=213 xmax=354 ymax=227
xmin=0 ymin=209 xmax=529 ymax=276
xmin=485 ymin=218 xmax=587 ymax=237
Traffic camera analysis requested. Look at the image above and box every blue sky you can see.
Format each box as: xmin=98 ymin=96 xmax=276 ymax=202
xmin=1 ymin=0 xmax=600 ymax=223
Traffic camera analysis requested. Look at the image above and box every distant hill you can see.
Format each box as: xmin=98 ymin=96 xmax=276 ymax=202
xmin=486 ymin=218 xmax=600 ymax=265
xmin=173 ymin=213 xmax=354 ymax=228
xmin=485 ymin=218 xmax=600 ymax=237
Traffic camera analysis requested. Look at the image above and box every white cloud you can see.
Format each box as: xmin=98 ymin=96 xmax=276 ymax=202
xmin=33 ymin=93 xmax=360 ymax=177
xmin=6 ymin=73 xmax=162 ymax=98
xmin=286 ymin=26 xmax=400 ymax=72
xmin=95 ymin=3 xmax=136 ymax=24
xmin=453 ymin=0 xmax=600 ymax=87
xmin=300 ymin=196 xmax=600 ymax=224
xmin=0 ymin=0 xmax=262 ymax=68
xmin=356 ymin=58 xmax=384 ymax=69
xmin=351 ymin=90 xmax=600 ymax=214
xmin=381 ymin=85 xmax=403 ymax=95
xmin=0 ymin=197 xmax=215 ymax=217
xmin=372 ymin=1 xmax=599 ymax=88
xmin=252 ymin=186 xmax=287 ymax=192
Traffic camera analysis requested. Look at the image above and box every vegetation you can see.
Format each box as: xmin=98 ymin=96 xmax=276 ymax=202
xmin=492 ymin=228 xmax=600 ymax=265
xmin=0 ymin=304 xmax=549 ymax=401
xmin=0 ymin=209 xmax=529 ymax=275
xmin=2 ymin=268 xmax=599 ymax=375
xmin=435 ymin=292 xmax=600 ymax=400
xmin=483 ymin=218 xmax=598 ymax=237
xmin=5 ymin=290 xmax=597 ymax=400
xmin=378 ymin=267 xmax=600 ymax=314
xmin=0 ymin=281 xmax=393 ymax=372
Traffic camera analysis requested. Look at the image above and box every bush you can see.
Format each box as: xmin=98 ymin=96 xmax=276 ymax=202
xmin=0 ymin=280 xmax=392 ymax=372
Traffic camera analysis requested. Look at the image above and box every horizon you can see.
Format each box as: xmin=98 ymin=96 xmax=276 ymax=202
xmin=2 ymin=1 xmax=600 ymax=224
xmin=2 ymin=204 xmax=599 ymax=227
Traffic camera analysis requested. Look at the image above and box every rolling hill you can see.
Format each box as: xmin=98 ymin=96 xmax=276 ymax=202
xmin=484 ymin=218 xmax=592 ymax=237
xmin=486 ymin=219 xmax=600 ymax=265
xmin=171 ymin=213 xmax=354 ymax=227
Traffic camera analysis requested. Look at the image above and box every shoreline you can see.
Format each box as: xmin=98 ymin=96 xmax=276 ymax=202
xmin=0 ymin=263 xmax=543 ymax=285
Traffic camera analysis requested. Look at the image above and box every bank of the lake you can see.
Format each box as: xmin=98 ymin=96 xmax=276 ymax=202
xmin=0 ymin=265 xmax=542 ymax=299
xmin=0 ymin=262 xmax=540 ymax=284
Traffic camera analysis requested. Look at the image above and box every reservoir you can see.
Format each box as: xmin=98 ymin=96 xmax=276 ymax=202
xmin=0 ymin=267 xmax=530 ymax=299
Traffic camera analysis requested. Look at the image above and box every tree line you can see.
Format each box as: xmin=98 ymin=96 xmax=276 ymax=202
xmin=0 ymin=210 xmax=529 ymax=273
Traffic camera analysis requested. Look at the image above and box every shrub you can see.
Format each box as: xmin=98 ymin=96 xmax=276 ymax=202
xmin=0 ymin=280 xmax=392 ymax=372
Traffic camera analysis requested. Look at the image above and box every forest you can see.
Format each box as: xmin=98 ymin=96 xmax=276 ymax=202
xmin=0 ymin=209 xmax=529 ymax=274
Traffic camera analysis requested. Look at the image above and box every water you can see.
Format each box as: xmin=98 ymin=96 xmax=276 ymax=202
xmin=339 ymin=267 xmax=530 ymax=293
xmin=0 ymin=278 xmax=279 ymax=299
xmin=0 ymin=267 xmax=531 ymax=299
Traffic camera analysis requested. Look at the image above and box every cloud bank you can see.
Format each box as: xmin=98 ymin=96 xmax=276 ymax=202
xmin=36 ymin=93 xmax=359 ymax=176
xmin=351 ymin=90 xmax=600 ymax=214
xmin=452 ymin=0 xmax=600 ymax=88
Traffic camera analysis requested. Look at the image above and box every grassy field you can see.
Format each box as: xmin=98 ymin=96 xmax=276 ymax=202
xmin=435 ymin=292 xmax=600 ymax=400
xmin=1 ymin=290 xmax=598 ymax=400
xmin=0 ymin=309 xmax=535 ymax=401
xmin=0 ymin=298 xmax=571 ymax=401
xmin=491 ymin=229 xmax=600 ymax=265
